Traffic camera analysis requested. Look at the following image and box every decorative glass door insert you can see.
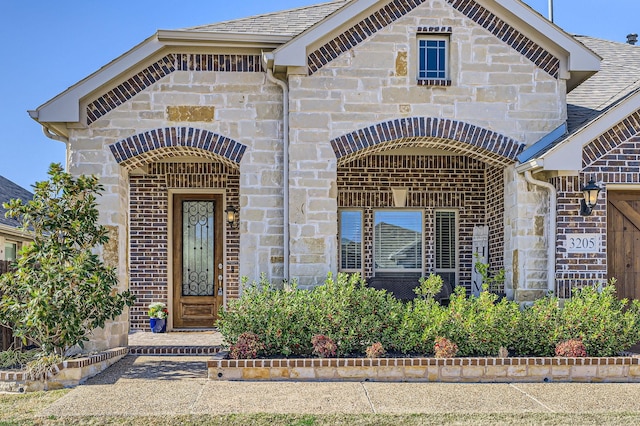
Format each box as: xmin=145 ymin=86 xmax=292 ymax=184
xmin=173 ymin=194 xmax=223 ymax=328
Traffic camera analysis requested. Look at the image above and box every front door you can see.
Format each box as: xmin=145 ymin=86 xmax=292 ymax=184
xmin=173 ymin=194 xmax=223 ymax=328
xmin=607 ymin=190 xmax=640 ymax=300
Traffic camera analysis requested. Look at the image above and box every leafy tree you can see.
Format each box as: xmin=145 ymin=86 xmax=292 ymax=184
xmin=0 ymin=163 xmax=135 ymax=355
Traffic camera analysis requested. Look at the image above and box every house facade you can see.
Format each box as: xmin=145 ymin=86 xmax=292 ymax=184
xmin=0 ymin=176 xmax=33 ymax=263
xmin=28 ymin=0 xmax=640 ymax=352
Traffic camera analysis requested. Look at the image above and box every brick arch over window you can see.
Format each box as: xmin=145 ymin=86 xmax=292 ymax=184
xmin=331 ymin=117 xmax=524 ymax=167
xmin=109 ymin=127 xmax=247 ymax=170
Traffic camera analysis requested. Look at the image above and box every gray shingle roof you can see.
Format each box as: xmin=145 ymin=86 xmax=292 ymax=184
xmin=181 ymin=0 xmax=350 ymax=37
xmin=567 ymin=36 xmax=640 ymax=132
xmin=0 ymin=176 xmax=33 ymax=229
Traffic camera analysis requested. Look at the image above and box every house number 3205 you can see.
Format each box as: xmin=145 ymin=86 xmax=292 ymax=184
xmin=565 ymin=234 xmax=601 ymax=253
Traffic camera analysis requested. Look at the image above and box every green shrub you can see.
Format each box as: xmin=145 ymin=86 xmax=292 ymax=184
xmin=219 ymin=273 xmax=640 ymax=359
xmin=557 ymin=283 xmax=640 ymax=356
xmin=443 ymin=287 xmax=521 ymax=356
xmin=513 ymin=295 xmax=561 ymax=357
xmin=393 ymin=298 xmax=447 ymax=354
xmin=218 ymin=273 xmax=404 ymax=357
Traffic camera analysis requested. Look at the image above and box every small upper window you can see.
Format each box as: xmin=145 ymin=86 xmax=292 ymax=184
xmin=418 ymin=36 xmax=449 ymax=80
xmin=417 ymin=34 xmax=451 ymax=86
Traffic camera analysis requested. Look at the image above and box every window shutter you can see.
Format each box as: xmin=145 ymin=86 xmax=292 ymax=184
xmin=435 ymin=211 xmax=456 ymax=269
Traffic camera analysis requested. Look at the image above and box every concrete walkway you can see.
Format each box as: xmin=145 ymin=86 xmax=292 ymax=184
xmin=39 ymin=354 xmax=640 ymax=417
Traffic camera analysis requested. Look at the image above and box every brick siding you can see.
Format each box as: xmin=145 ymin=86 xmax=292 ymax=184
xmin=554 ymin=111 xmax=640 ymax=297
xmin=87 ymin=54 xmax=264 ymax=124
xmin=331 ymin=117 xmax=524 ymax=167
xmin=337 ymin=154 xmax=503 ymax=292
xmin=308 ymin=0 xmax=559 ymax=78
xmin=129 ymin=162 xmax=240 ymax=330
xmin=109 ymin=127 xmax=247 ymax=169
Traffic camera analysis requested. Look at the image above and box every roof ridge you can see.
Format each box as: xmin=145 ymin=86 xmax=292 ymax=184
xmin=182 ymin=0 xmax=349 ymax=31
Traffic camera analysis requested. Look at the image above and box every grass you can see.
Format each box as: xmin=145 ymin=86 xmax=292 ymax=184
xmin=2 ymin=392 xmax=640 ymax=426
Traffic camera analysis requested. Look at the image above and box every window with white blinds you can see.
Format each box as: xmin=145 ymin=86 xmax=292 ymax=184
xmin=339 ymin=210 xmax=362 ymax=271
xmin=374 ymin=211 xmax=423 ymax=272
xmin=435 ymin=210 xmax=457 ymax=285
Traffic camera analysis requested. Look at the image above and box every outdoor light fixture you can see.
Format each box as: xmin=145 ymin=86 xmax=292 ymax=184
xmin=579 ymin=177 xmax=601 ymax=216
xmin=225 ymin=205 xmax=239 ymax=228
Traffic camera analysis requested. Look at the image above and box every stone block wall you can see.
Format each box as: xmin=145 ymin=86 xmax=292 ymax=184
xmin=67 ymin=52 xmax=283 ymax=344
xmin=288 ymin=0 xmax=564 ymax=285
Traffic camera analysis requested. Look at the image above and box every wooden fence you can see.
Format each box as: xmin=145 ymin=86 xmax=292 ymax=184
xmin=0 ymin=260 xmax=15 ymax=351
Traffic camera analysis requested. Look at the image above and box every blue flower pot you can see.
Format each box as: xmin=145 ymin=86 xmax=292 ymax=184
xmin=149 ymin=318 xmax=167 ymax=333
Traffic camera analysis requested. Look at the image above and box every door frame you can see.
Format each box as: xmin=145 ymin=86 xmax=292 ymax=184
xmin=167 ymin=188 xmax=228 ymax=330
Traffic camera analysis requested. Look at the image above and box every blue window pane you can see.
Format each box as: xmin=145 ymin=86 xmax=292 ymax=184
xmin=418 ymin=38 xmax=447 ymax=80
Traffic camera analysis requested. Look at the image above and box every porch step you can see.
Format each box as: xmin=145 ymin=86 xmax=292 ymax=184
xmin=128 ymin=345 xmax=225 ymax=355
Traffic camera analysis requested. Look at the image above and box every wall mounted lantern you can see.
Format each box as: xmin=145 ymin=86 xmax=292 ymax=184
xmin=225 ymin=205 xmax=239 ymax=228
xmin=579 ymin=177 xmax=601 ymax=216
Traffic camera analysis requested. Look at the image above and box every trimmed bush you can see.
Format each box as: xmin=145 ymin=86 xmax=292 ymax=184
xmin=219 ymin=273 xmax=640 ymax=359
xmin=365 ymin=342 xmax=386 ymax=359
xmin=434 ymin=337 xmax=458 ymax=358
xmin=443 ymin=287 xmax=520 ymax=356
xmin=555 ymin=339 xmax=587 ymax=357
xmin=311 ymin=335 xmax=337 ymax=358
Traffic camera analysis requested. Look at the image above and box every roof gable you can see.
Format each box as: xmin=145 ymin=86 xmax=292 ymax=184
xmin=274 ymin=0 xmax=598 ymax=86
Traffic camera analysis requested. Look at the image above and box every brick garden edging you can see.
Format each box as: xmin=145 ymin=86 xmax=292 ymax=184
xmin=0 ymin=347 xmax=127 ymax=392
xmin=209 ymin=356 xmax=640 ymax=383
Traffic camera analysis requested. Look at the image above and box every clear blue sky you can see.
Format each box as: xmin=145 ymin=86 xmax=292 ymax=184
xmin=1 ymin=0 xmax=638 ymax=190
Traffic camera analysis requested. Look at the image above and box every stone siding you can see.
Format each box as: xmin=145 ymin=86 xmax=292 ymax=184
xmin=69 ymin=54 xmax=283 ymax=344
xmin=288 ymin=0 xmax=564 ymax=285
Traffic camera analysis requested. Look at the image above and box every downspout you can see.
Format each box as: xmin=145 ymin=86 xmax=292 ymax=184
xmin=41 ymin=125 xmax=71 ymax=171
xmin=523 ymin=170 xmax=557 ymax=294
xmin=264 ymin=61 xmax=290 ymax=283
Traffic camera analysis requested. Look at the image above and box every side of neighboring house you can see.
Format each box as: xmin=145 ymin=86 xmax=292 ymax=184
xmin=25 ymin=0 xmax=640 ymax=352
xmin=0 ymin=175 xmax=33 ymax=262
xmin=0 ymin=175 xmax=33 ymax=351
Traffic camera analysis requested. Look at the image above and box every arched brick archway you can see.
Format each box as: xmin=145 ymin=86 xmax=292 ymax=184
xmin=109 ymin=127 xmax=247 ymax=169
xmin=331 ymin=117 xmax=524 ymax=166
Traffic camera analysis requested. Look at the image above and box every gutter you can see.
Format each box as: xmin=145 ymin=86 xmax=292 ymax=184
xmin=523 ymin=170 xmax=557 ymax=295
xmin=39 ymin=124 xmax=70 ymax=172
xmin=263 ymin=54 xmax=290 ymax=283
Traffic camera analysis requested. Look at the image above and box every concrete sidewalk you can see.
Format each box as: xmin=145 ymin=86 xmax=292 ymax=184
xmin=38 ymin=355 xmax=640 ymax=418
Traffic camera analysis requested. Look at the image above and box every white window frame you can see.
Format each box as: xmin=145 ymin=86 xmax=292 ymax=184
xmin=434 ymin=209 xmax=458 ymax=285
xmin=338 ymin=209 xmax=364 ymax=273
xmin=373 ymin=209 xmax=424 ymax=274
xmin=4 ymin=240 xmax=18 ymax=262
xmin=417 ymin=35 xmax=449 ymax=81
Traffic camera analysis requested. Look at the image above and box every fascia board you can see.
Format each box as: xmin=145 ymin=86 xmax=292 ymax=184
xmin=33 ymin=35 xmax=165 ymax=124
xmin=32 ymin=30 xmax=288 ymax=125
xmin=156 ymin=30 xmax=291 ymax=47
xmin=543 ymin=92 xmax=640 ymax=171
xmin=0 ymin=224 xmax=33 ymax=241
xmin=273 ymin=0 xmax=379 ymax=67
xmin=493 ymin=0 xmax=600 ymax=72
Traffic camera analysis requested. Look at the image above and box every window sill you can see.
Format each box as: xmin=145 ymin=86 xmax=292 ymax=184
xmin=417 ymin=79 xmax=451 ymax=87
